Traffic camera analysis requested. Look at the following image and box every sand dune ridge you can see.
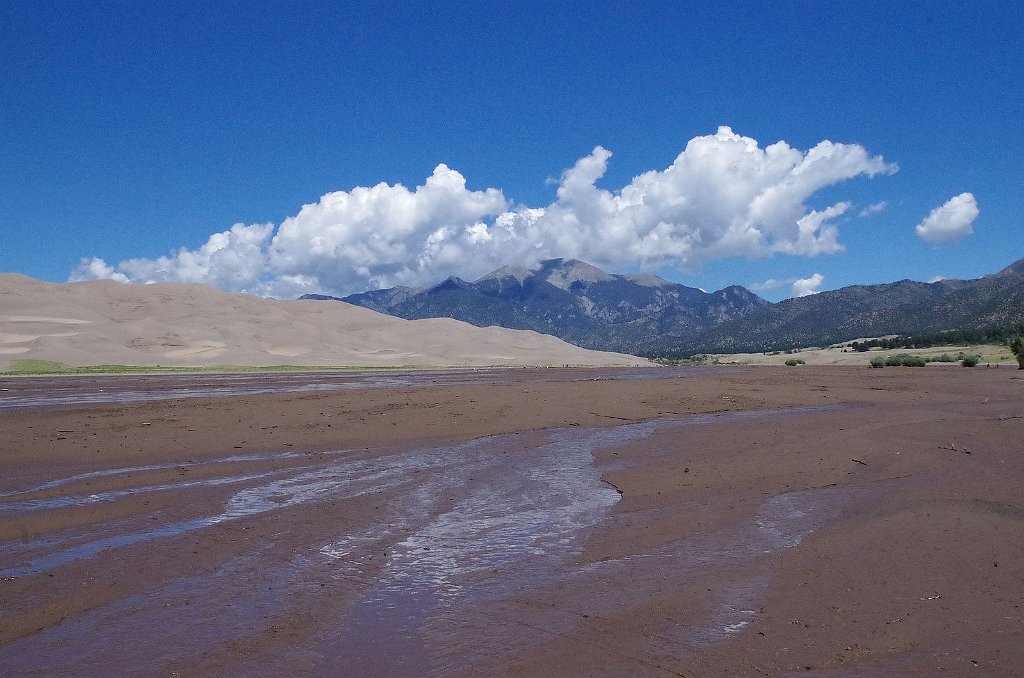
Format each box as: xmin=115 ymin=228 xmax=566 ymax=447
xmin=0 ymin=274 xmax=643 ymax=369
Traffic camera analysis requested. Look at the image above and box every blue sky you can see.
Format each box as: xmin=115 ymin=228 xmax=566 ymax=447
xmin=1 ymin=0 xmax=1021 ymax=301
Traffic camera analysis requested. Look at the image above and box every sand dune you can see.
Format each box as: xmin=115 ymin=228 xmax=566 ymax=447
xmin=0 ymin=274 xmax=644 ymax=369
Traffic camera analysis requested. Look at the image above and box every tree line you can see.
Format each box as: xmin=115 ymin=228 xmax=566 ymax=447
xmin=848 ymin=324 xmax=1024 ymax=352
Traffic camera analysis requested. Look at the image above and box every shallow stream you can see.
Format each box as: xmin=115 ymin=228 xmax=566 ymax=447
xmin=0 ymin=406 xmax=863 ymax=675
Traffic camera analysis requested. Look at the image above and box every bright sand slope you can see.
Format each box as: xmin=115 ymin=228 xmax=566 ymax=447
xmin=0 ymin=274 xmax=644 ymax=369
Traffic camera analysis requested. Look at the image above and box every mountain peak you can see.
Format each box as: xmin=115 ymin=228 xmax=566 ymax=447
xmin=995 ymin=257 xmax=1024 ymax=277
xmin=477 ymin=264 xmax=532 ymax=284
xmin=540 ymin=258 xmax=615 ymax=290
xmin=430 ymin=275 xmax=471 ymax=289
xmin=622 ymin=272 xmax=673 ymax=288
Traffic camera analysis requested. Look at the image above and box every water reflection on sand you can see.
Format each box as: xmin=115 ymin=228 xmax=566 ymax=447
xmin=0 ymin=366 xmax=706 ymax=411
xmin=0 ymin=406 xmax=865 ymax=676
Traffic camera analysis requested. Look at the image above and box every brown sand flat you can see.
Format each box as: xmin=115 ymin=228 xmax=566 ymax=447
xmin=0 ymin=274 xmax=642 ymax=368
xmin=0 ymin=366 xmax=1022 ymax=675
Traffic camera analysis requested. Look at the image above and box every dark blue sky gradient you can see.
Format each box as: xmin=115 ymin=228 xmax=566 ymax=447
xmin=1 ymin=0 xmax=1021 ymax=295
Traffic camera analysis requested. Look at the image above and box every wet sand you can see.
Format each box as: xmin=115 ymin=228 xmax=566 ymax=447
xmin=1 ymin=366 xmax=1022 ymax=676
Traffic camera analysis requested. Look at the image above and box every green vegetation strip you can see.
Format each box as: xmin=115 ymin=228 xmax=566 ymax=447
xmin=849 ymin=324 xmax=1024 ymax=352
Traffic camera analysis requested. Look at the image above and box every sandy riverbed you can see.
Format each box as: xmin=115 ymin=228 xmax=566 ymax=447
xmin=1 ymin=366 xmax=1022 ymax=675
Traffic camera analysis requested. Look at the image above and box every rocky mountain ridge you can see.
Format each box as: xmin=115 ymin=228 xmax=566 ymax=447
xmin=304 ymin=256 xmax=1024 ymax=357
xmin=305 ymin=258 xmax=770 ymax=353
xmin=654 ymin=256 xmax=1024 ymax=356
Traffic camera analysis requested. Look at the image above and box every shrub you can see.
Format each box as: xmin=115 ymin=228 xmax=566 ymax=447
xmin=883 ymin=353 xmax=927 ymax=367
xmin=784 ymin=358 xmax=806 ymax=366
xmin=1009 ymin=336 xmax=1024 ymax=369
xmin=961 ymin=354 xmax=981 ymax=367
xmin=932 ymin=353 xmax=956 ymax=363
xmin=869 ymin=356 xmax=885 ymax=368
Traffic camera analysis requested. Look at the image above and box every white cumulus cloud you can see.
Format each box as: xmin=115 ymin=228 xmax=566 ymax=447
xmin=70 ymin=127 xmax=897 ymax=297
xmin=791 ymin=273 xmax=824 ymax=297
xmin=266 ymin=164 xmax=506 ymax=294
xmin=73 ymin=223 xmax=275 ymax=291
xmin=915 ymin=193 xmax=978 ymax=243
xmin=69 ymin=257 xmax=130 ymax=283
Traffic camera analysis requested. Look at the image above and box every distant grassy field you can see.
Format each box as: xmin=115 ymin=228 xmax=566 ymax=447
xmin=0 ymin=360 xmax=429 ymax=376
xmin=696 ymin=343 xmax=1015 ymax=367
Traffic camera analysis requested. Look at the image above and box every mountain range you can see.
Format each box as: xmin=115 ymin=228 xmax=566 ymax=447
xmin=662 ymin=257 xmax=1024 ymax=356
xmin=303 ymin=257 xmax=1024 ymax=357
xmin=304 ymin=259 xmax=769 ymax=355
